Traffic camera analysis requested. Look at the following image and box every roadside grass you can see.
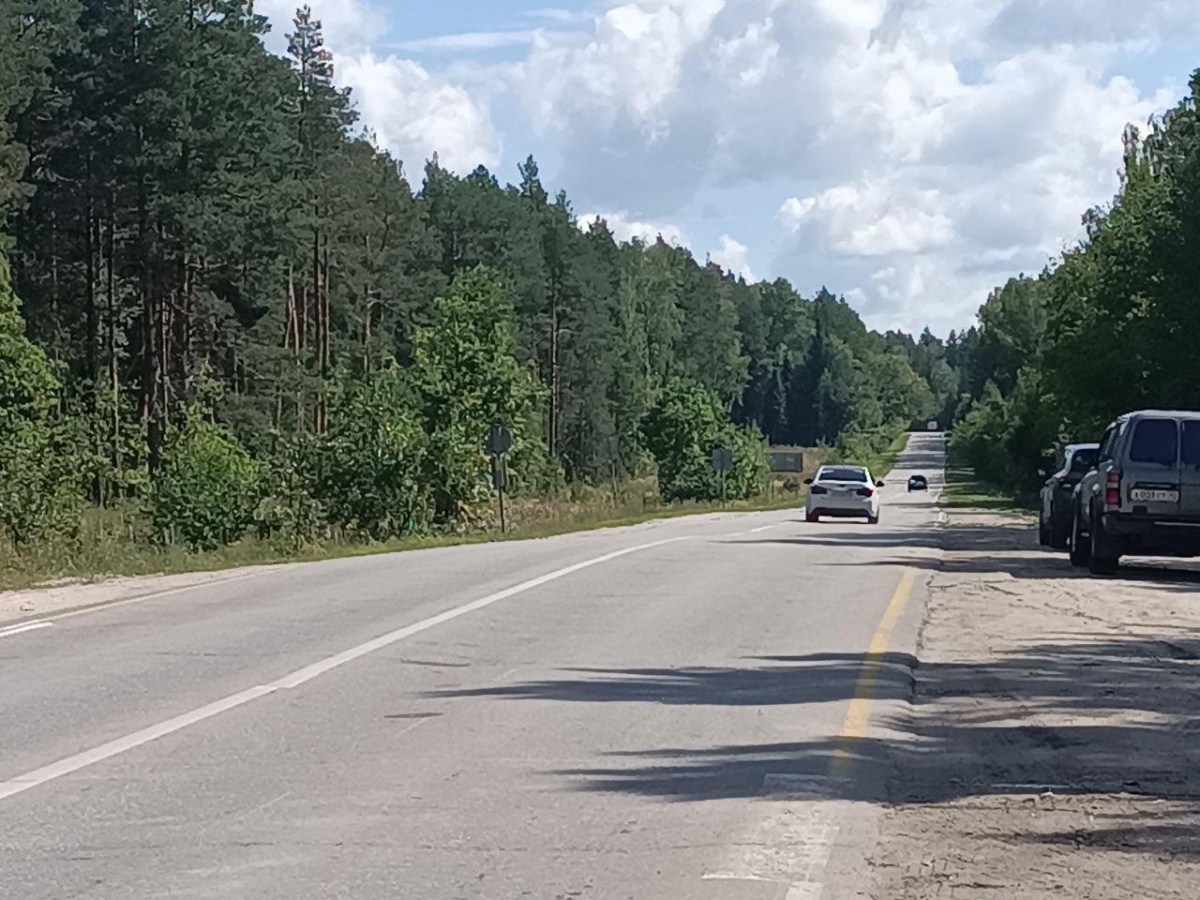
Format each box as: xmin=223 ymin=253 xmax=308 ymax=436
xmin=0 ymin=473 xmax=816 ymax=592
xmin=940 ymin=449 xmax=1037 ymax=512
xmin=869 ymin=431 xmax=914 ymax=481
xmin=1 ymin=437 xmax=930 ymax=592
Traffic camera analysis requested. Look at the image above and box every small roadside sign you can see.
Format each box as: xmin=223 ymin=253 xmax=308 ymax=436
xmin=487 ymin=424 xmax=513 ymax=456
xmin=606 ymin=435 xmax=621 ymax=461
xmin=712 ymin=448 xmax=734 ymax=473
xmin=487 ymin=424 xmax=513 ymax=534
xmin=769 ymin=451 xmax=803 ymax=473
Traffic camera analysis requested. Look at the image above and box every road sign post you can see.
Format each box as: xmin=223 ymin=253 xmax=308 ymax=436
xmin=606 ymin=435 xmax=621 ymax=503
xmin=487 ymin=424 xmax=514 ymax=533
xmin=712 ymin=447 xmax=734 ymax=508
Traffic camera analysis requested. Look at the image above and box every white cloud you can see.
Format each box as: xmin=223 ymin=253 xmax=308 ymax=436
xmin=337 ymin=54 xmax=501 ymax=173
xmin=710 ymin=235 xmax=756 ymax=281
xmin=253 ymin=0 xmax=502 ymax=175
xmin=391 ymin=31 xmax=541 ymax=53
xmin=525 ymin=8 xmax=598 ymax=25
xmin=579 ymin=212 xmax=687 ymax=246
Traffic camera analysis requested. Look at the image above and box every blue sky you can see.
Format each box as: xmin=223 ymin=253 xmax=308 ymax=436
xmin=258 ymin=0 xmax=1199 ymax=334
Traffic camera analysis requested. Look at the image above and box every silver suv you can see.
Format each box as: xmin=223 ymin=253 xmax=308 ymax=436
xmin=1070 ymin=410 xmax=1200 ymax=575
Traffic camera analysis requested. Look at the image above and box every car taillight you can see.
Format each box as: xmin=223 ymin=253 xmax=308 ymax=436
xmin=1105 ymin=472 xmax=1121 ymax=507
xmin=810 ymin=485 xmax=828 ymax=495
xmin=857 ymin=487 xmax=875 ymax=498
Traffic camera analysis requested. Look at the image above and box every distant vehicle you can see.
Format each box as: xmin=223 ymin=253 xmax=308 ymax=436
xmin=805 ymin=465 xmax=885 ymax=525
xmin=1038 ymin=442 xmax=1100 ymax=549
xmin=1070 ymin=411 xmax=1200 ymax=575
xmin=907 ymin=474 xmax=928 ymax=492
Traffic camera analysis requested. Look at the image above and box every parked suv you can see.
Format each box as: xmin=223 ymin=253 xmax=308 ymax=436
xmin=1039 ymin=443 xmax=1099 ymax=549
xmin=1070 ymin=410 xmax=1200 ymax=575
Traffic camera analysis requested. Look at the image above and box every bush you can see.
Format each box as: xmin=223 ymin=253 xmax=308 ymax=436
xmin=149 ymin=416 xmax=261 ymax=550
xmin=643 ymin=378 xmax=768 ymax=502
xmin=255 ymin=435 xmax=325 ymax=550
xmin=315 ymin=368 xmax=432 ymax=541
xmin=0 ymin=253 xmax=81 ymax=546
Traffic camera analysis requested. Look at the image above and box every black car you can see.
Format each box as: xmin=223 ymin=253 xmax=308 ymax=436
xmin=907 ymin=475 xmax=928 ymax=492
xmin=1039 ymin=442 xmax=1100 ymax=549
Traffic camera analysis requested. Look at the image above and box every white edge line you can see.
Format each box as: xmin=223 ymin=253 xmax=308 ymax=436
xmin=0 ymin=621 xmax=54 ymax=638
xmin=0 ymin=536 xmax=689 ymax=803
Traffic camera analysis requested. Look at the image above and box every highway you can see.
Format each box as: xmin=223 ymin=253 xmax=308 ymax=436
xmin=0 ymin=434 xmax=946 ymax=900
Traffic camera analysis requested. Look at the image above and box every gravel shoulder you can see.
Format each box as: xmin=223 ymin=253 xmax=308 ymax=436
xmin=0 ymin=566 xmax=291 ymax=626
xmin=870 ymin=508 xmax=1200 ymax=898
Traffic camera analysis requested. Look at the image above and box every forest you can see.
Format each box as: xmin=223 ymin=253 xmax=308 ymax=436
xmin=1 ymin=1 xmax=968 ymax=572
xmin=951 ymin=72 xmax=1200 ymax=496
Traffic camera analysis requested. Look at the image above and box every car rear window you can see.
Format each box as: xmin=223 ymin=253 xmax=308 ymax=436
xmin=1183 ymin=421 xmax=1200 ymax=466
xmin=1069 ymin=449 xmax=1098 ymax=473
xmin=820 ymin=467 xmax=868 ymax=483
xmin=1128 ymin=419 xmax=1179 ymax=466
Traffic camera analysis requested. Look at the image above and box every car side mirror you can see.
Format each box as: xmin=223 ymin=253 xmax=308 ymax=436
xmin=803 ymin=478 xmax=813 ymax=485
xmin=876 ymin=480 xmax=886 ymax=488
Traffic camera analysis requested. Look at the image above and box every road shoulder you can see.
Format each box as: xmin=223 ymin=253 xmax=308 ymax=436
xmin=868 ymin=507 xmax=1200 ymax=898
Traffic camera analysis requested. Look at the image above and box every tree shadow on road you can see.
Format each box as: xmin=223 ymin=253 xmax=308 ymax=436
xmin=484 ymin=635 xmax=1199 ymax=859
xmin=431 ymin=641 xmax=1200 ymax=860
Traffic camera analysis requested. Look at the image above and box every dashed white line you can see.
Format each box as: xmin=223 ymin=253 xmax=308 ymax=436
xmin=0 ymin=536 xmax=690 ymax=803
xmin=750 ymin=525 xmax=775 ymax=534
xmin=0 ymin=621 xmax=54 ymax=639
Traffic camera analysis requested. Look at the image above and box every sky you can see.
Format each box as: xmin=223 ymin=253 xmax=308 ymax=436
xmin=253 ymin=0 xmax=1199 ymax=335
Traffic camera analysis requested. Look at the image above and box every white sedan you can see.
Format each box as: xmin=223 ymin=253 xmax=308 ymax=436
xmin=804 ymin=465 xmax=885 ymax=525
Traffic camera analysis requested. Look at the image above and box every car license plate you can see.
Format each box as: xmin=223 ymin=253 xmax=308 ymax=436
xmin=1131 ymin=489 xmax=1179 ymax=503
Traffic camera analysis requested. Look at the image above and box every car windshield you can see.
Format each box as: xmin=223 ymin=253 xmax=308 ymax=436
xmin=1068 ymin=448 xmax=1098 ymax=473
xmin=1129 ymin=419 xmax=1179 ymax=466
xmin=819 ymin=467 xmax=868 ymax=483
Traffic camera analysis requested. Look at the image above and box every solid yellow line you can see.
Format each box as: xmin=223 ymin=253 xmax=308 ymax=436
xmin=835 ymin=569 xmax=917 ymax=752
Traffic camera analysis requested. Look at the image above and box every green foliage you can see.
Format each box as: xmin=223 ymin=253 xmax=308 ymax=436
xmin=314 ymin=368 xmax=431 ymax=541
xmin=149 ymin=416 xmax=260 ymax=551
xmin=414 ymin=268 xmax=559 ymax=522
xmin=952 ymin=75 xmax=1200 ymax=493
xmin=643 ymin=378 xmax=767 ymax=502
xmin=0 ymin=254 xmax=80 ymax=545
xmin=255 ymin=435 xmax=325 ymax=550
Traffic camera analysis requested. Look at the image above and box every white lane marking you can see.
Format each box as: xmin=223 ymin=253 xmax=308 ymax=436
xmin=703 ymin=800 xmax=842 ymax=894
xmin=750 ymin=525 xmax=775 ymax=534
xmin=0 ymin=537 xmax=689 ymax=803
xmin=0 ymin=621 xmax=54 ymax=639
xmin=703 ymin=773 xmax=845 ymax=896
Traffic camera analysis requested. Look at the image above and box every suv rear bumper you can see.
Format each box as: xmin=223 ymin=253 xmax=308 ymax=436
xmin=1101 ymin=513 xmax=1200 ymax=555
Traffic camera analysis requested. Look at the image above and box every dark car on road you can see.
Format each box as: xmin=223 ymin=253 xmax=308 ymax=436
xmin=907 ymin=475 xmax=928 ymax=492
xmin=1038 ymin=442 xmax=1099 ymax=549
xmin=1071 ymin=410 xmax=1200 ymax=575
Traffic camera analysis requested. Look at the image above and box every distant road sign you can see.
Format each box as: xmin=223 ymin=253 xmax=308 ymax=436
xmin=487 ymin=424 xmax=513 ymax=456
xmin=927 ymin=420 xmax=939 ymax=432
xmin=606 ymin=435 xmax=620 ymax=461
xmin=712 ymin=447 xmax=734 ymax=473
xmin=769 ymin=452 xmax=803 ymax=473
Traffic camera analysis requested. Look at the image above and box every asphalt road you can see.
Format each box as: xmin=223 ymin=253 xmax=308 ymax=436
xmin=0 ymin=434 xmax=947 ymax=900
